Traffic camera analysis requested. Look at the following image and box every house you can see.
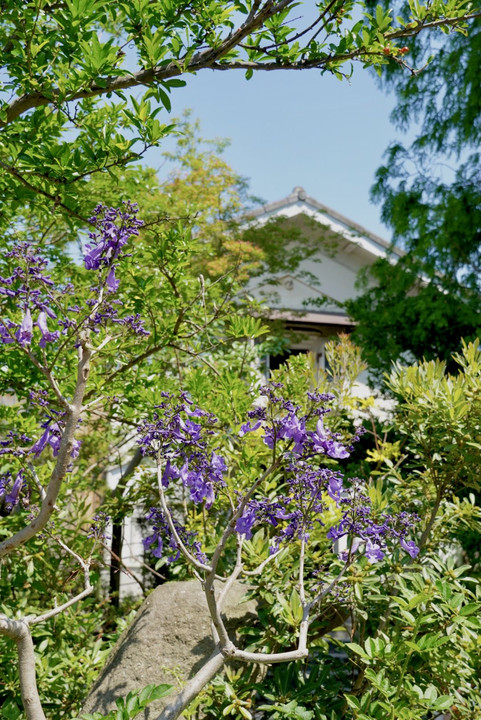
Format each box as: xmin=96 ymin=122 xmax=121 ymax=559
xmin=113 ymin=187 xmax=401 ymax=597
xmin=244 ymin=186 xmax=402 ymax=370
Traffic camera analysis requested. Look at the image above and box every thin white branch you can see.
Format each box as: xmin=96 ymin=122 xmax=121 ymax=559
xmin=156 ymin=462 xmax=212 ymax=573
xmin=224 ymin=646 xmax=308 ymax=664
xmin=29 ymin=585 xmax=93 ymax=626
xmin=242 ymin=546 xmax=286 ymax=576
xmin=156 ymin=647 xmax=225 ymax=720
xmin=217 ymin=537 xmax=244 ymax=613
xmin=299 ymin=537 xmax=307 ymax=607
xmin=82 ymin=394 xmax=106 ymax=412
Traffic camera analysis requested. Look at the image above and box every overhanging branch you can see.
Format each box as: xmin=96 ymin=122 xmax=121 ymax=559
xmin=1 ymin=7 xmax=479 ymax=129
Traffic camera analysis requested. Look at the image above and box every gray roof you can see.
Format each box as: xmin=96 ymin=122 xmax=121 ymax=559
xmin=246 ymin=186 xmax=402 ymax=259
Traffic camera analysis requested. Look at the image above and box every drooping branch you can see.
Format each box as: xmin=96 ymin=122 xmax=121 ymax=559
xmin=157 ymin=462 xmax=213 ymax=574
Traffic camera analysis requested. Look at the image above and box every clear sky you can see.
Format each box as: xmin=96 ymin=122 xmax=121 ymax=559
xmin=142 ymin=64 xmax=407 ymax=241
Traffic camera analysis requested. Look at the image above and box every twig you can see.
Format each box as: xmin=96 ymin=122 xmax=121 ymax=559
xmin=156 ymin=461 xmax=213 ymax=573
xmin=30 ymin=535 xmax=93 ymax=625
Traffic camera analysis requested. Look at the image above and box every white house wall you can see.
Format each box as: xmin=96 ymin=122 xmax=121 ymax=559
xmin=245 ymin=186 xmax=400 ymax=318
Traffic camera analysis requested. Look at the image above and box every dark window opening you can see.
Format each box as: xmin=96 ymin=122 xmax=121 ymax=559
xmin=269 ymin=348 xmax=307 ymax=372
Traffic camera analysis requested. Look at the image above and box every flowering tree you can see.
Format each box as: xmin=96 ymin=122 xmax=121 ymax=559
xmin=1 ymin=4 xmax=481 ymax=718
xmin=0 ymin=205 xmax=424 ymax=720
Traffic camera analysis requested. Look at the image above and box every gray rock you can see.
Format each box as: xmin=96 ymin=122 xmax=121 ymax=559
xmin=82 ymin=580 xmax=257 ymax=719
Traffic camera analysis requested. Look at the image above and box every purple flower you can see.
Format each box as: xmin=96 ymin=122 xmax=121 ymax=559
xmin=327 ymin=474 xmax=344 ymax=504
xmin=30 ymin=418 xmax=80 ymax=459
xmin=236 ymin=509 xmax=257 ymax=539
xmin=1 ymin=471 xmax=24 ymax=511
xmin=88 ymin=511 xmax=111 ymax=540
xmin=0 ymin=319 xmax=16 ymax=344
xmin=180 ymin=462 xmax=215 ymax=508
xmin=31 ymin=427 xmax=52 ymax=457
xmin=143 ymin=507 xmax=206 ymax=564
xmin=365 ymin=539 xmax=384 ymax=563
xmin=310 ymin=418 xmax=349 ymax=459
xmin=144 ymin=533 xmax=164 ymax=559
xmin=37 ymin=311 xmax=60 ymax=348
xmin=83 ymin=203 xmax=143 ymax=271
xmin=278 ymin=414 xmax=307 ymax=454
xmin=84 ymin=244 xmax=104 ymax=270
xmin=209 ymin=452 xmax=227 ymax=482
xmin=239 ymin=420 xmax=262 ymax=436
xmin=16 ymin=308 xmax=33 ymax=346
xmin=106 ymin=267 xmax=120 ymax=293
xmin=400 ymin=538 xmax=419 ymax=558
xmin=327 ymin=523 xmax=346 ymax=541
xmin=161 ymin=459 xmax=179 ymax=488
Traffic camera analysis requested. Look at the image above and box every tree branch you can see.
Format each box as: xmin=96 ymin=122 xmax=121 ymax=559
xmin=0 ymin=340 xmax=91 ymax=559
xmin=3 ymin=5 xmax=477 ymax=130
xmin=156 ymin=647 xmax=225 ymax=720
xmin=0 ymin=618 xmax=46 ymax=720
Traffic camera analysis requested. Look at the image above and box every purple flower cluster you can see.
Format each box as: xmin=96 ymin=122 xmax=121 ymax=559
xmin=240 ymin=384 xmax=357 ymax=460
xmin=0 ymin=203 xmax=148 ymax=354
xmin=326 ymin=480 xmax=420 ymax=562
xmin=137 ymin=383 xmax=419 ymax=570
xmin=88 ymin=511 xmax=111 ymax=540
xmin=0 ymin=244 xmax=60 ymax=349
xmin=86 ymin=301 xmax=149 ymax=336
xmin=31 ymin=412 xmax=81 ymax=460
xmin=0 ymin=471 xmax=25 ymax=515
xmin=235 ymin=461 xmax=344 ymax=552
xmin=143 ymin=507 xmax=207 ymax=564
xmin=234 ymin=383 xmax=418 ymax=563
xmin=83 ymin=203 xmax=143 ymax=287
xmin=0 ymin=431 xmax=32 ymax=459
xmin=137 ymin=393 xmax=227 ymax=509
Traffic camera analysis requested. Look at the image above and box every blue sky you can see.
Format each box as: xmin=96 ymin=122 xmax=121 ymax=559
xmin=143 ymin=64 xmax=406 ymax=240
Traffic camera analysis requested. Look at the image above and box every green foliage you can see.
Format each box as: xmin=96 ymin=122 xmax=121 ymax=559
xmin=387 ymin=340 xmax=481 ymax=495
xmin=349 ymin=0 xmax=481 ymax=373
xmin=347 ymin=257 xmax=481 ymax=378
xmin=75 ymin=683 xmax=172 ymax=720
xmin=0 ymin=1 xmax=474 ymax=231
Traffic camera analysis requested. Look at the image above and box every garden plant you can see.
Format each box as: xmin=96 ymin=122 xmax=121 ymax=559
xmin=2 ymin=2 xmax=481 ymax=719
xmin=1 ymin=206 xmax=481 ymax=720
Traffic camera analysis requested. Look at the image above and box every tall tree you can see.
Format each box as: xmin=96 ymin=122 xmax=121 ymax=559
xmin=347 ymin=8 xmax=481 ymax=374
